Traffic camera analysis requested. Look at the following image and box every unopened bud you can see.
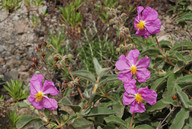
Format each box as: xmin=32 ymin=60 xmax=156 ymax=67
xmin=42 ymin=52 xmax=45 ymax=57
xmin=43 ymin=41 xmax=47 ymax=46
xmin=116 ymin=48 xmax=120 ymax=52
xmin=38 ymin=43 xmax=42 ymax=48
xmin=54 ymin=56 xmax=59 ymax=61
xmin=172 ymin=95 xmax=177 ymax=100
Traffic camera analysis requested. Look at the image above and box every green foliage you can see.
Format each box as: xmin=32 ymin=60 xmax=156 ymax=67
xmin=1 ymin=0 xmax=21 ymax=13
xmin=8 ymin=110 xmax=22 ymax=129
xmin=0 ymin=95 xmax=4 ymax=104
xmin=3 ymin=80 xmax=28 ymax=102
xmin=60 ymin=0 xmax=83 ymax=27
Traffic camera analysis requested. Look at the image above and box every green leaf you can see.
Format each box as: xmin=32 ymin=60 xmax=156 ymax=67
xmin=170 ymin=41 xmax=192 ymax=53
xmin=72 ymin=117 xmax=93 ymax=129
xmin=86 ymin=107 xmax=115 ymax=116
xmin=104 ymin=115 xmax=126 ymax=128
xmin=98 ymin=74 xmax=119 ymax=87
xmin=112 ymin=103 xmax=124 ymax=118
xmin=148 ymin=100 xmax=167 ymax=112
xmin=59 ymin=97 xmax=81 ymax=112
xmin=177 ymin=12 xmax=192 ymax=22
xmin=167 ymin=73 xmax=177 ymax=95
xmin=173 ymin=61 xmax=185 ymax=73
xmin=93 ymin=57 xmax=102 ymax=76
xmin=16 ymin=115 xmax=40 ymax=129
xmin=169 ymin=108 xmax=189 ymax=129
xmin=72 ymin=70 xmax=96 ymax=83
xmin=176 ymin=86 xmax=190 ymax=108
xmin=135 ymin=124 xmax=154 ymax=129
xmin=176 ymin=75 xmax=192 ymax=88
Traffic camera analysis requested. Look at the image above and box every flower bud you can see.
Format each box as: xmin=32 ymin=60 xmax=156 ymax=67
xmin=54 ymin=56 xmax=59 ymax=62
xmin=36 ymin=47 xmax=40 ymax=52
xmin=116 ymin=48 xmax=120 ymax=52
xmin=43 ymin=41 xmax=47 ymax=46
xmin=33 ymin=58 xmax=38 ymax=63
xmin=42 ymin=52 xmax=45 ymax=57
xmin=38 ymin=43 xmax=42 ymax=48
xmin=31 ymin=63 xmax=35 ymax=67
xmin=172 ymin=95 xmax=177 ymax=100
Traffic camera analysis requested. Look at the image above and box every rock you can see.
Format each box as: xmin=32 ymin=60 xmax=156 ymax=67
xmin=19 ymin=72 xmax=30 ymax=81
xmin=0 ymin=58 xmax=5 ymax=65
xmin=14 ymin=22 xmax=29 ymax=34
xmin=4 ymin=69 xmax=19 ymax=80
xmin=6 ymin=59 xmax=21 ymax=68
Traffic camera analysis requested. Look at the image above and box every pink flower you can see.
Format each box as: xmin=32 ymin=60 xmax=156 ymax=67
xmin=115 ymin=49 xmax=150 ymax=83
xmin=27 ymin=74 xmax=59 ymax=110
xmin=123 ymin=79 xmax=157 ymax=113
xmin=134 ymin=6 xmax=161 ymax=39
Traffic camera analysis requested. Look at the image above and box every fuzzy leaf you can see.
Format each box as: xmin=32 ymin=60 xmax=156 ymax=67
xmin=104 ymin=115 xmax=126 ymax=128
xmin=16 ymin=115 xmax=40 ymax=129
xmin=177 ymin=12 xmax=192 ymax=22
xmin=72 ymin=70 xmax=96 ymax=83
xmin=72 ymin=117 xmax=93 ymax=129
xmin=135 ymin=124 xmax=154 ymax=129
xmin=86 ymin=107 xmax=115 ymax=116
xmin=169 ymin=108 xmax=189 ymax=129
xmin=148 ymin=100 xmax=167 ymax=112
xmin=176 ymin=75 xmax=192 ymax=88
xmin=59 ymin=97 xmax=81 ymax=112
xmin=93 ymin=57 xmax=102 ymax=76
xmin=176 ymin=86 xmax=190 ymax=108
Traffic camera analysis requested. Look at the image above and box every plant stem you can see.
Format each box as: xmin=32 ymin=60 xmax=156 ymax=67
xmin=130 ymin=113 xmax=134 ymax=128
xmin=156 ymin=107 xmax=176 ymax=129
xmin=65 ymin=62 xmax=85 ymax=100
xmin=51 ymin=111 xmax=63 ymax=129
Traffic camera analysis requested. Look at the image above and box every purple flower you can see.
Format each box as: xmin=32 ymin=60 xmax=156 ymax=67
xmin=134 ymin=6 xmax=161 ymax=39
xmin=123 ymin=79 xmax=157 ymax=113
xmin=27 ymin=74 xmax=59 ymax=110
xmin=115 ymin=49 xmax=150 ymax=83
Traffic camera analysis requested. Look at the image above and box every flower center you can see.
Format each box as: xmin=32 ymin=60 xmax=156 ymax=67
xmin=136 ymin=20 xmax=145 ymax=30
xmin=35 ymin=92 xmax=44 ymax=102
xmin=130 ymin=65 xmax=137 ymax=75
xmin=135 ymin=94 xmax=143 ymax=104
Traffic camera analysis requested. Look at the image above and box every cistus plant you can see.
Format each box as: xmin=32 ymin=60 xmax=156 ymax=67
xmin=1 ymin=0 xmax=192 ymax=128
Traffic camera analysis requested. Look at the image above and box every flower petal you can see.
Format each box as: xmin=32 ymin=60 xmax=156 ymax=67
xmin=130 ymin=101 xmax=146 ymax=113
xmin=27 ymin=96 xmax=44 ymax=110
xmin=145 ymin=19 xmax=161 ymax=34
xmin=136 ymin=29 xmax=150 ymax=39
xmin=124 ymin=79 xmax=137 ymax=94
xmin=115 ymin=55 xmax=130 ymax=71
xmin=142 ymin=6 xmax=158 ymax=21
xmin=123 ymin=92 xmax=135 ymax=105
xmin=42 ymin=80 xmax=59 ymax=95
xmin=30 ymin=74 xmax=44 ymax=95
xmin=138 ymin=87 xmax=157 ymax=105
xmin=42 ymin=96 xmax=58 ymax=110
xmin=136 ymin=56 xmax=150 ymax=68
xmin=126 ymin=49 xmax=140 ymax=65
xmin=117 ymin=71 xmax=132 ymax=83
xmin=136 ymin=68 xmax=151 ymax=83
xmin=137 ymin=6 xmax=144 ymax=18
xmin=134 ymin=16 xmax=140 ymax=31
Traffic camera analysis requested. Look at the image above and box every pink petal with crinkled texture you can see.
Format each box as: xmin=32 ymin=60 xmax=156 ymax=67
xmin=124 ymin=79 xmax=137 ymax=94
xmin=130 ymin=101 xmax=146 ymax=113
xmin=30 ymin=74 xmax=44 ymax=95
xmin=126 ymin=49 xmax=140 ymax=65
xmin=115 ymin=55 xmax=130 ymax=71
xmin=137 ymin=6 xmax=144 ymax=18
xmin=138 ymin=87 xmax=157 ymax=105
xmin=136 ymin=56 xmax=150 ymax=68
xmin=145 ymin=19 xmax=161 ymax=34
xmin=136 ymin=28 xmax=150 ymax=39
xmin=134 ymin=16 xmax=140 ymax=31
xmin=117 ymin=71 xmax=132 ymax=83
xmin=123 ymin=92 xmax=135 ymax=105
xmin=27 ymin=96 xmax=44 ymax=110
xmin=43 ymin=80 xmax=59 ymax=95
xmin=142 ymin=6 xmax=158 ymax=21
xmin=136 ymin=68 xmax=151 ymax=83
xmin=42 ymin=96 xmax=58 ymax=110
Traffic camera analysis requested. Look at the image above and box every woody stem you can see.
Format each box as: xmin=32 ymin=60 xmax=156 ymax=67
xmin=51 ymin=111 xmax=63 ymax=129
xmin=130 ymin=113 xmax=134 ymax=128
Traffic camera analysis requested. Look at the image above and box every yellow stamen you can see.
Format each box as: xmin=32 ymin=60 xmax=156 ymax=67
xmin=130 ymin=65 xmax=137 ymax=75
xmin=135 ymin=94 xmax=143 ymax=104
xmin=136 ymin=20 xmax=145 ymax=30
xmin=35 ymin=92 xmax=44 ymax=102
